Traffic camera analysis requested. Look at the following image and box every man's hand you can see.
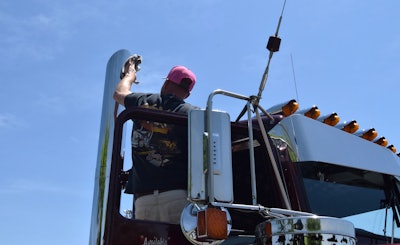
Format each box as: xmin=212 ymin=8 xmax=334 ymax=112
xmin=114 ymin=54 xmax=143 ymax=106
xmin=120 ymin=54 xmax=142 ymax=84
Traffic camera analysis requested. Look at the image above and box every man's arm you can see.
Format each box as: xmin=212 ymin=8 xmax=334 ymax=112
xmin=113 ymin=66 xmax=136 ymax=106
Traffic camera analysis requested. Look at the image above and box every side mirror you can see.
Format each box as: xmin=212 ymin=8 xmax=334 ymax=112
xmin=188 ymin=109 xmax=233 ymax=203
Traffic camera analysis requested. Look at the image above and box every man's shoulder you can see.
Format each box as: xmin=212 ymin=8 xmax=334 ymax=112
xmin=174 ymin=102 xmax=199 ymax=114
xmin=126 ymin=92 xmax=160 ymax=99
xmin=125 ymin=92 xmax=161 ymax=107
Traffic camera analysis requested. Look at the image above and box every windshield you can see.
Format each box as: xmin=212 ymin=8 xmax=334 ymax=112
xmin=298 ymin=161 xmax=400 ymax=238
xmin=345 ymin=208 xmax=399 ymax=239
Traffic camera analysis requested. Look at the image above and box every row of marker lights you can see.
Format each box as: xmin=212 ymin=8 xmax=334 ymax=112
xmin=275 ymin=99 xmax=398 ymax=157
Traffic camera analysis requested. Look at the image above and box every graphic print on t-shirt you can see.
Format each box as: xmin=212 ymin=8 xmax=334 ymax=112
xmin=132 ymin=119 xmax=181 ymax=168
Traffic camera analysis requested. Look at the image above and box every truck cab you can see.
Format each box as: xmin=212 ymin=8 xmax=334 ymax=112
xmin=89 ymin=50 xmax=400 ymax=245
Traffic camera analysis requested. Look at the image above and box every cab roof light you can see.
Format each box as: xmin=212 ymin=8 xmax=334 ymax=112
xmin=266 ymin=99 xmax=299 ymax=116
xmin=354 ymin=128 xmax=378 ymax=141
xmin=361 ymin=128 xmax=378 ymax=141
xmin=318 ymin=113 xmax=340 ymax=126
xmin=387 ymin=145 xmax=396 ymax=153
xmin=297 ymin=106 xmax=320 ymax=119
xmin=281 ymin=99 xmax=299 ymax=116
xmin=336 ymin=120 xmax=359 ymax=134
xmin=374 ymin=137 xmax=388 ymax=147
xmin=305 ymin=106 xmax=320 ymax=119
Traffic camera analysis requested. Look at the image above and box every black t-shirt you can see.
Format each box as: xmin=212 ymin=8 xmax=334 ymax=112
xmin=124 ymin=93 xmax=199 ymax=194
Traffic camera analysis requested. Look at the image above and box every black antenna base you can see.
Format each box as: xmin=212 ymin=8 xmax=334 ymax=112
xmin=267 ymin=36 xmax=281 ymax=52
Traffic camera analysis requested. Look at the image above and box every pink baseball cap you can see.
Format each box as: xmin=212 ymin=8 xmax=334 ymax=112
xmin=166 ymin=65 xmax=196 ymax=91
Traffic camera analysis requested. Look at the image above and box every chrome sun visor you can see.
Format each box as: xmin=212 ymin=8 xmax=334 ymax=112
xmin=269 ymin=114 xmax=400 ymax=176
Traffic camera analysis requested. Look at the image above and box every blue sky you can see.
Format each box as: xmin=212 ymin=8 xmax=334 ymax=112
xmin=1 ymin=0 xmax=400 ymax=244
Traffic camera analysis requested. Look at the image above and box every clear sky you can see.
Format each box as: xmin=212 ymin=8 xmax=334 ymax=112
xmin=1 ymin=0 xmax=399 ymax=244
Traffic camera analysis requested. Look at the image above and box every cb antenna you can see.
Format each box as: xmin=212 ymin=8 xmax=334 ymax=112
xmin=235 ymin=0 xmax=287 ymax=122
xmin=256 ymin=0 xmax=286 ymax=101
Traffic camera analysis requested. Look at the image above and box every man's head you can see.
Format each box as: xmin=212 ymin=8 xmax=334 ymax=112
xmin=161 ymin=66 xmax=196 ymax=99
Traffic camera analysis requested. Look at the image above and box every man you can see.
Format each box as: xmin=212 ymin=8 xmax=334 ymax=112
xmin=113 ymin=55 xmax=199 ymax=224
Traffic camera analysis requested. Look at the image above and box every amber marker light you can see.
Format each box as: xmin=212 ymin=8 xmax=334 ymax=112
xmin=266 ymin=99 xmax=298 ymax=116
xmin=196 ymin=207 xmax=228 ymax=240
xmin=318 ymin=113 xmax=340 ymax=126
xmin=355 ymin=128 xmax=378 ymax=141
xmin=281 ymin=99 xmax=299 ymax=117
xmin=265 ymin=221 xmax=272 ymax=237
xmin=298 ymin=106 xmax=320 ymax=119
xmin=374 ymin=137 xmax=388 ymax=147
xmin=360 ymin=128 xmax=378 ymax=141
xmin=341 ymin=120 xmax=359 ymax=134
xmin=387 ymin=145 xmax=396 ymax=153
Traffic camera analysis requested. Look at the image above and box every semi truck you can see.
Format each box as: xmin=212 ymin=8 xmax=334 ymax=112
xmin=88 ymin=48 xmax=400 ymax=245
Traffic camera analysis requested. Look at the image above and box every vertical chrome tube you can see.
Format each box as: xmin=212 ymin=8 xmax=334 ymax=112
xmin=246 ymin=101 xmax=257 ymax=205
